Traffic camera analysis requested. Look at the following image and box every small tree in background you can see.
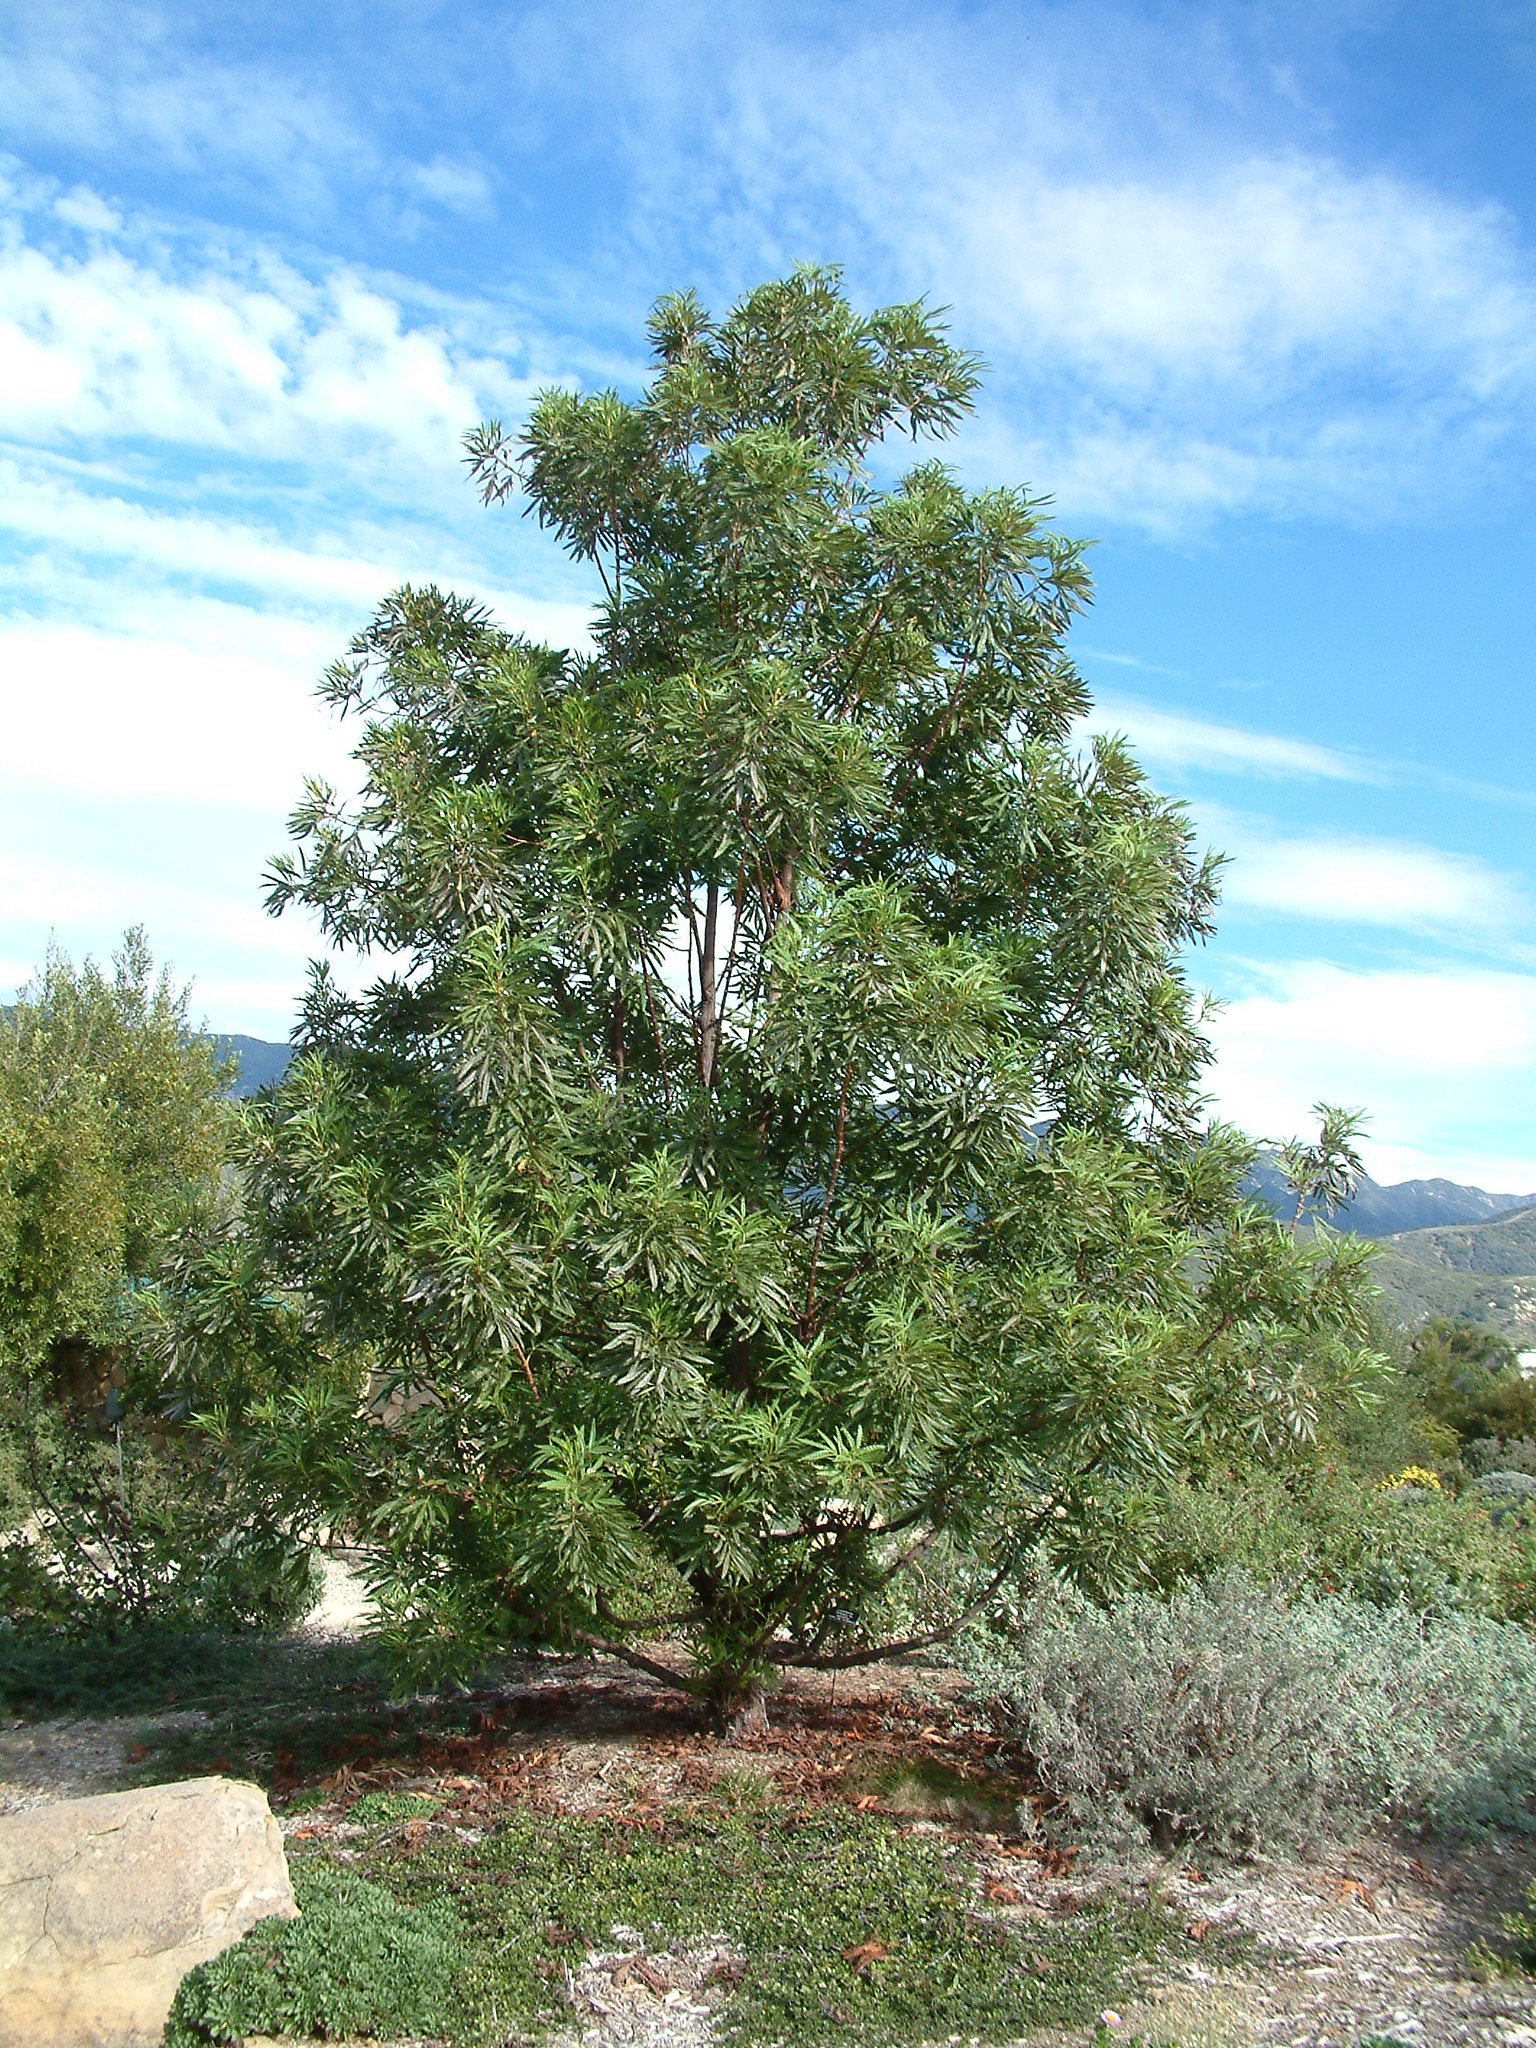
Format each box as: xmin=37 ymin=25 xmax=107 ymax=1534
xmin=201 ymin=270 xmax=1381 ymax=1726
xmin=0 ymin=930 xmax=227 ymax=1380
xmin=0 ymin=935 xmax=313 ymax=1631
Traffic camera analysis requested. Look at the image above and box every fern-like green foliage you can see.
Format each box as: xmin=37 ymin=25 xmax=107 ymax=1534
xmin=154 ymin=270 xmax=1383 ymax=1714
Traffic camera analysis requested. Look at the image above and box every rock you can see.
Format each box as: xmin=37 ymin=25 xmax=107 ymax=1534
xmin=0 ymin=1774 xmax=296 ymax=2048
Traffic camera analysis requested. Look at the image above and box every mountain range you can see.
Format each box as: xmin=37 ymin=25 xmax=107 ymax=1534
xmin=1242 ymin=1153 xmax=1536 ymax=1239
xmin=214 ymin=1034 xmax=294 ymax=1098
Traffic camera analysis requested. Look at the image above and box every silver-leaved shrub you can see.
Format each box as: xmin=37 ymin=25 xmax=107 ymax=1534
xmin=960 ymin=1565 xmax=1536 ymax=1856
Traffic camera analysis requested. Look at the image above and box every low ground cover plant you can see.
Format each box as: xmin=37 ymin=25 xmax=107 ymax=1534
xmin=962 ymin=1565 xmax=1536 ymax=1855
xmin=166 ymin=1802 xmax=1214 ymax=2048
xmin=165 ymin=1861 xmax=466 ymax=2047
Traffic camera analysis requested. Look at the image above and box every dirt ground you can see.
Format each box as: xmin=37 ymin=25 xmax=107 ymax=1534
xmin=5 ymin=1568 xmax=1536 ymax=2048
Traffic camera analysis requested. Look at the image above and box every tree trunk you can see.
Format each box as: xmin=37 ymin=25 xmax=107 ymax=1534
xmin=698 ymin=881 xmax=719 ymax=1089
xmin=722 ymin=1675 xmax=770 ymax=1742
xmin=610 ymin=981 xmax=625 ymax=1079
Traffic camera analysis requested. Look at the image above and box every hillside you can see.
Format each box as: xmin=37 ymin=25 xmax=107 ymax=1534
xmin=1370 ymin=1206 xmax=1536 ymax=1343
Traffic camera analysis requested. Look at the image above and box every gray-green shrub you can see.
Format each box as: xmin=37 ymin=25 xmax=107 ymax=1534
xmin=961 ymin=1565 xmax=1536 ymax=1856
xmin=1467 ymin=1438 xmax=1536 ymax=1478
xmin=1477 ymin=1471 xmax=1536 ymax=1503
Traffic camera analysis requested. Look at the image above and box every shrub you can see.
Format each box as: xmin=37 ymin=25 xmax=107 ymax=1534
xmin=1467 ymin=1437 xmax=1536 ymax=1478
xmin=163 ymin=1862 xmax=465 ymax=2047
xmin=961 ymin=1566 xmax=1536 ymax=1856
xmin=963 ymin=1569 xmax=1338 ymax=1856
xmin=1476 ymin=1471 xmax=1536 ymax=1502
xmin=0 ymin=1407 xmax=317 ymax=1637
xmin=1410 ymin=1318 xmax=1536 ymax=1444
xmin=1145 ymin=1468 xmax=1536 ymax=1622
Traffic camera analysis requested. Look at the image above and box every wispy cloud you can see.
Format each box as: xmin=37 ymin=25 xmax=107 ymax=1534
xmin=10 ymin=6 xmax=1536 ymax=529
xmin=579 ymin=6 xmax=1536 ymax=526
xmin=1086 ymin=695 xmax=1371 ymax=783
xmin=1207 ymin=812 xmax=1526 ymax=942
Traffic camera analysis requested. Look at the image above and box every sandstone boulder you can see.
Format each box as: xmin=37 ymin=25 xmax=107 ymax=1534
xmin=0 ymin=1774 xmax=296 ymax=2048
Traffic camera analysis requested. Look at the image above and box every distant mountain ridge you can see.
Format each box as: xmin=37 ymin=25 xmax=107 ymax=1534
xmin=1243 ymin=1152 xmax=1536 ymax=1240
xmin=214 ymin=1034 xmax=293 ymax=1098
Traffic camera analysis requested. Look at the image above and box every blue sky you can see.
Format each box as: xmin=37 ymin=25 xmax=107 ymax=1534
xmin=3 ymin=0 xmax=1536 ymax=1187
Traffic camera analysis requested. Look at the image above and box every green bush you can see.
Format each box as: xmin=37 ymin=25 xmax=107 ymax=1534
xmin=163 ymin=1862 xmax=465 ymax=2047
xmin=1145 ymin=1468 xmax=1536 ymax=1622
xmin=0 ymin=935 xmax=319 ymax=1639
xmin=1409 ymin=1318 xmax=1536 ymax=1444
xmin=962 ymin=1566 xmax=1536 ymax=1856
xmin=0 ymin=1408 xmax=318 ymax=1638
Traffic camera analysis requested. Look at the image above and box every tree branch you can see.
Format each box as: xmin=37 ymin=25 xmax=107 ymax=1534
xmin=641 ymin=955 xmax=671 ymax=1108
xmin=775 ymin=1553 xmax=1016 ymax=1670
xmin=570 ymin=1631 xmax=706 ymax=1696
xmin=836 ymin=597 xmax=885 ymax=717
xmin=698 ymin=880 xmax=720 ymax=1090
xmin=803 ymin=1058 xmax=854 ymax=1334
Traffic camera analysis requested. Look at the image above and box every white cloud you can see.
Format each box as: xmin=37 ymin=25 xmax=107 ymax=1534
xmin=0 ymin=607 xmax=352 ymax=809
xmin=53 ymin=184 xmax=119 ymax=235
xmin=1210 ymin=816 xmax=1525 ymax=940
xmin=1205 ymin=959 xmax=1536 ymax=1190
xmin=583 ymin=8 xmax=1536 ymax=522
xmin=948 ymin=159 xmax=1536 ymax=400
xmin=0 ymin=570 xmax=596 ymax=817
xmin=0 ymin=9 xmax=350 ymax=187
xmin=0 ymin=461 xmax=404 ymax=607
xmin=409 ymin=157 xmax=494 ymax=216
xmin=0 ymin=835 xmax=410 ymax=1040
xmin=0 ymin=844 xmax=302 ymax=965
xmin=1087 ymin=695 xmax=1369 ymax=783
xmin=0 ymin=220 xmax=523 ymax=482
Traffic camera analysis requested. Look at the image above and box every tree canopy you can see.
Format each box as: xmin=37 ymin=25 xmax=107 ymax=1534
xmin=198 ymin=269 xmax=1381 ymax=1721
xmin=0 ymin=931 xmax=227 ymax=1380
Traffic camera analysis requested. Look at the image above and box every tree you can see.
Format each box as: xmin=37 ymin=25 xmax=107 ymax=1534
xmin=0 ymin=936 xmax=314 ymax=1632
xmin=1409 ymin=1316 xmax=1536 ymax=1447
xmin=0 ymin=931 xmax=227 ymax=1379
xmin=224 ymin=269 xmax=1380 ymax=1726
